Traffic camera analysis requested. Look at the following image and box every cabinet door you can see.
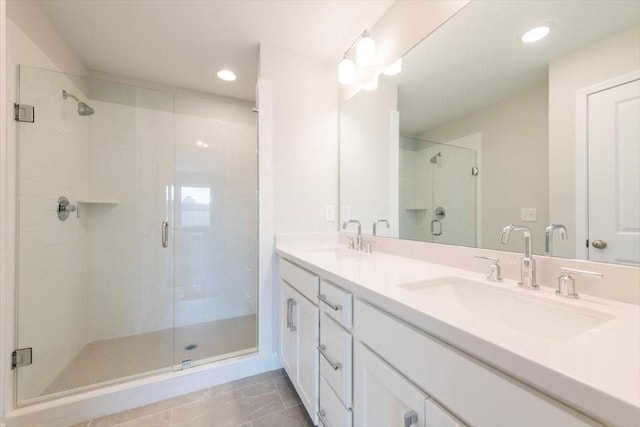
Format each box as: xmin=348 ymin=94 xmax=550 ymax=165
xmin=294 ymin=293 xmax=320 ymax=422
xmin=354 ymin=341 xmax=427 ymax=427
xmin=280 ymin=281 xmax=297 ymax=379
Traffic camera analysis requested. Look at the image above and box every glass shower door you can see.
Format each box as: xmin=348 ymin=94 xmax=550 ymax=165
xmin=400 ymin=136 xmax=477 ymax=246
xmin=15 ymin=66 xmax=175 ymax=404
xmin=172 ymin=93 xmax=258 ymax=367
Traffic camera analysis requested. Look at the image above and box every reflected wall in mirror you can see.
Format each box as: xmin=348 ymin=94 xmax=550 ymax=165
xmin=339 ymin=0 xmax=640 ymax=266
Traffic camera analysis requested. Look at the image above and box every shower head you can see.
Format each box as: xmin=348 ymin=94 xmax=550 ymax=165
xmin=430 ymin=152 xmax=442 ymax=164
xmin=62 ymin=89 xmax=95 ymax=116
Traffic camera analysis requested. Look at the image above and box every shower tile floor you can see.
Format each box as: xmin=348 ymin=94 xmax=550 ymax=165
xmin=45 ymin=314 xmax=257 ymax=396
xmin=73 ymin=369 xmax=313 ymax=427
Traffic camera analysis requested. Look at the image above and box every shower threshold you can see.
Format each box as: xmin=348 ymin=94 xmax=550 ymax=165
xmin=41 ymin=314 xmax=257 ymax=397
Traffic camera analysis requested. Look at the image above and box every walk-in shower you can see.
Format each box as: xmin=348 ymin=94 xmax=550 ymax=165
xmin=14 ymin=66 xmax=258 ymax=405
xmin=400 ymin=136 xmax=477 ymax=246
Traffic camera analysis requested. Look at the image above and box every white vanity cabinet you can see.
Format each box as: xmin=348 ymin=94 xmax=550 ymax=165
xmin=354 ymin=340 xmax=463 ymax=427
xmin=279 ymin=259 xmax=319 ymax=424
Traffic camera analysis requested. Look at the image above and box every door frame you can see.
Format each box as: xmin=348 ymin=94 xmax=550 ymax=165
xmin=574 ymin=70 xmax=640 ymax=259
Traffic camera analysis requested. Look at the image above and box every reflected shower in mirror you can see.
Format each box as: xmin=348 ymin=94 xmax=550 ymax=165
xmin=339 ymin=0 xmax=640 ymax=266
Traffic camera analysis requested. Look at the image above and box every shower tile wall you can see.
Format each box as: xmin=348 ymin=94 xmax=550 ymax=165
xmin=85 ymin=82 xmax=174 ymax=341
xmin=17 ymin=67 xmax=91 ymax=401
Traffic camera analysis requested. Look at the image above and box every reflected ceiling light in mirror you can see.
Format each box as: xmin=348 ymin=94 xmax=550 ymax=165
xmin=521 ymin=25 xmax=551 ymax=43
xmin=338 ymin=57 xmax=356 ymax=85
xmin=363 ymin=75 xmax=379 ymax=91
xmin=217 ymin=69 xmax=237 ymax=81
xmin=196 ymin=140 xmax=209 ymax=148
xmin=356 ymin=32 xmax=376 ymax=66
xmin=383 ymin=58 xmax=402 ymax=76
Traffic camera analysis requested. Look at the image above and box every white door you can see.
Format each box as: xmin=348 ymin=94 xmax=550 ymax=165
xmin=588 ymin=79 xmax=640 ymax=265
xmin=295 ymin=294 xmax=319 ymax=424
xmin=354 ymin=341 xmax=427 ymax=427
xmin=280 ymin=282 xmax=297 ymax=378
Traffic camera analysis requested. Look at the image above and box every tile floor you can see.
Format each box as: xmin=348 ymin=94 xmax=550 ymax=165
xmin=73 ymin=369 xmax=314 ymax=427
xmin=45 ymin=315 xmax=257 ymax=396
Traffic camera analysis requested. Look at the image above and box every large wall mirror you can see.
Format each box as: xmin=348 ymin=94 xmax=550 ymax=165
xmin=339 ymin=0 xmax=640 ymax=266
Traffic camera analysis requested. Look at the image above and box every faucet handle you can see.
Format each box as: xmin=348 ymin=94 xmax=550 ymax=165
xmin=556 ymin=268 xmax=603 ymax=298
xmin=475 ymin=256 xmax=503 ymax=282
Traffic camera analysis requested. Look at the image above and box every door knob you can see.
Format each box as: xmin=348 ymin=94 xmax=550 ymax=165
xmin=592 ymin=240 xmax=607 ymax=249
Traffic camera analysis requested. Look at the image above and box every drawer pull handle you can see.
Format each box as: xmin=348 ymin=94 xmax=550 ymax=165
xmin=318 ymin=344 xmax=342 ymax=370
xmin=404 ymin=409 xmax=418 ymax=427
xmin=317 ymin=409 xmax=331 ymax=427
xmin=286 ymin=298 xmax=293 ymax=330
xmin=318 ymin=294 xmax=342 ymax=311
xmin=290 ymin=299 xmax=297 ymax=332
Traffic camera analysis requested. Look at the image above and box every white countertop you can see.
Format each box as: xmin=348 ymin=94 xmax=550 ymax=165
xmin=276 ymin=244 xmax=640 ymax=426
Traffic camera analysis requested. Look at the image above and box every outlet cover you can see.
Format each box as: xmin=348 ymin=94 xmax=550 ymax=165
xmin=520 ymin=208 xmax=537 ymax=222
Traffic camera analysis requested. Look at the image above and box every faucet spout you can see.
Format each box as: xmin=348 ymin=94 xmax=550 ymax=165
xmin=342 ymin=219 xmax=362 ymax=250
xmin=500 ymin=224 xmax=538 ymax=289
xmin=545 ymin=224 xmax=568 ymax=255
xmin=373 ymin=219 xmax=390 ymax=236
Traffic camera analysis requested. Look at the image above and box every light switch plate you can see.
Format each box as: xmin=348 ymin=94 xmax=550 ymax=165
xmin=521 ymin=208 xmax=537 ymax=222
xmin=325 ymin=205 xmax=335 ymax=222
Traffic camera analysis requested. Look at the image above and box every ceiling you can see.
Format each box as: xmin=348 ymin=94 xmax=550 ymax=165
xmin=37 ymin=0 xmax=394 ymax=101
xmin=392 ymin=0 xmax=640 ymax=135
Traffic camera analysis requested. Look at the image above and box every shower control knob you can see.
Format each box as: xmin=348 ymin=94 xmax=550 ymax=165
xmin=592 ymin=240 xmax=607 ymax=249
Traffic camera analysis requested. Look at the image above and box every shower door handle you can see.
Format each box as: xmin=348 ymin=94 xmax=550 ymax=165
xmin=161 ymin=220 xmax=169 ymax=248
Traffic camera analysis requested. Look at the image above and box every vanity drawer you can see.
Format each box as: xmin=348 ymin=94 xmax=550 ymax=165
xmin=354 ymin=299 xmax=598 ymax=427
xmin=320 ymin=312 xmax=353 ymax=408
xmin=319 ymin=279 xmax=353 ymax=329
xmin=319 ymin=375 xmax=352 ymax=427
xmin=280 ymin=258 xmax=319 ymax=303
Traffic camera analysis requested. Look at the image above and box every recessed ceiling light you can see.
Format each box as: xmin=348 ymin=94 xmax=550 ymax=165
xmin=521 ymin=25 xmax=551 ymax=43
xmin=217 ymin=69 xmax=237 ymax=81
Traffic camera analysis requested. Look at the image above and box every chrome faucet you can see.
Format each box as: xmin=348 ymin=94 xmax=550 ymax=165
xmin=501 ymin=224 xmax=538 ymax=289
xmin=373 ymin=219 xmax=390 ymax=236
xmin=544 ymin=224 xmax=567 ymax=256
xmin=342 ymin=219 xmax=362 ymax=250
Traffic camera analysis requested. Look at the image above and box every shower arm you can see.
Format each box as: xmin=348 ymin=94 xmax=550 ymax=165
xmin=62 ymin=90 xmax=80 ymax=103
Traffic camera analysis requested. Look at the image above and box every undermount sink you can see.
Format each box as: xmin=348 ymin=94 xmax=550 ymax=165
xmin=398 ymin=277 xmax=614 ymax=341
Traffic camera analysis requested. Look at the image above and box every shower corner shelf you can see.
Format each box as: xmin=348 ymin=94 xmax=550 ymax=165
xmin=77 ymin=199 xmax=119 ymax=205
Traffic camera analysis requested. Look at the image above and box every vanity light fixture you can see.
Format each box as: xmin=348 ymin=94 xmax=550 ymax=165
xmin=338 ymin=56 xmax=356 ymax=85
xmin=356 ymin=31 xmax=376 ymax=67
xmin=217 ymin=69 xmax=237 ymax=81
xmin=338 ymin=29 xmax=377 ymax=85
xmin=521 ymin=25 xmax=551 ymax=43
xmin=383 ymin=58 xmax=402 ymax=76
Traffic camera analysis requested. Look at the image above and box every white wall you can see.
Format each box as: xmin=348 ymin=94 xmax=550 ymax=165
xmin=548 ymin=25 xmax=640 ymax=258
xmin=5 ymin=0 xmax=90 ymax=403
xmin=420 ymin=84 xmax=549 ymax=254
xmin=340 ymin=77 xmax=398 ymax=235
xmin=259 ymin=45 xmax=339 ymax=234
